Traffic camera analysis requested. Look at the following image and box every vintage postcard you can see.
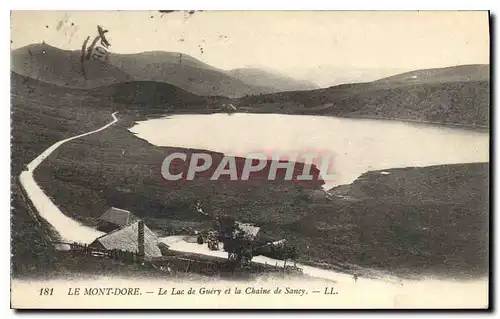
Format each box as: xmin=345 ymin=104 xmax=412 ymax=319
xmin=10 ymin=10 xmax=490 ymax=309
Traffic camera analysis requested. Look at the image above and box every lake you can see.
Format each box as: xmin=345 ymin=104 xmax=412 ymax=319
xmin=129 ymin=114 xmax=489 ymax=189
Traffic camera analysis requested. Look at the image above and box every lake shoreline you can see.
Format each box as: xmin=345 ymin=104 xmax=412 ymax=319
xmin=128 ymin=113 xmax=489 ymax=189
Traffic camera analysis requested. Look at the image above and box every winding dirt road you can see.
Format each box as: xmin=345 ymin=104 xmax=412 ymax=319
xmin=18 ymin=112 xmax=119 ymax=244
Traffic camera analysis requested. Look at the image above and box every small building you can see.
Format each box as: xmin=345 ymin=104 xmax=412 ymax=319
xmin=97 ymin=207 xmax=140 ymax=232
xmin=236 ymin=222 xmax=260 ymax=241
xmin=90 ymin=221 xmax=162 ymax=257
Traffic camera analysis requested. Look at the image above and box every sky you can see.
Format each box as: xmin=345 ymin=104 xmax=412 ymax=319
xmin=10 ymin=11 xmax=490 ymax=86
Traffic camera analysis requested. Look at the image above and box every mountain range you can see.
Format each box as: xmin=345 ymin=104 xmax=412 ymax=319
xmin=11 ymin=43 xmax=490 ymax=128
xmin=11 ymin=43 xmax=318 ymax=97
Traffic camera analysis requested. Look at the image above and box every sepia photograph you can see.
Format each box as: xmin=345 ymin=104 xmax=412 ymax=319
xmin=9 ymin=10 xmax=490 ymax=309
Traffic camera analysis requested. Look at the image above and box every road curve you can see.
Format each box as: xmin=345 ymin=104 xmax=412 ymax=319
xmin=19 ymin=112 xmax=119 ymax=244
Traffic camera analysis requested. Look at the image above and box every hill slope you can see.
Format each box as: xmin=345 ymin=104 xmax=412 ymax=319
xmin=287 ymin=163 xmax=489 ymax=277
xmin=109 ymin=51 xmax=222 ymax=73
xmin=236 ymin=65 xmax=490 ymax=128
xmin=11 ymin=43 xmax=132 ymax=88
xmin=11 ymin=44 xmax=277 ymax=97
xmin=373 ymin=64 xmax=490 ymax=85
xmin=89 ymin=80 xmax=212 ymax=109
xmin=107 ymin=52 xmax=274 ymax=98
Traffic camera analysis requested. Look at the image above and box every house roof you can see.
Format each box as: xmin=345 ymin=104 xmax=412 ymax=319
xmin=99 ymin=207 xmax=140 ymax=227
xmin=236 ymin=222 xmax=260 ymax=240
xmin=92 ymin=221 xmax=162 ymax=257
xmin=272 ymin=239 xmax=286 ymax=247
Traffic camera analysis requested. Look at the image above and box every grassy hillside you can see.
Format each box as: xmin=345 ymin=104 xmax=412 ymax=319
xmin=89 ymin=80 xmax=223 ymax=110
xmin=66 ymin=64 xmax=491 ymax=130
xmin=373 ymin=64 xmax=490 ymax=85
xmin=10 ymin=72 xmax=113 ymax=169
xmin=236 ymin=65 xmax=490 ymax=128
xmin=11 ymin=44 xmax=275 ymax=98
xmin=10 ymin=72 xmax=115 ymax=277
xmin=281 ymin=164 xmax=489 ymax=278
xmin=109 ymin=51 xmax=222 ymax=73
xmin=10 ymin=43 xmax=131 ymax=89
xmin=108 ymin=52 xmax=273 ymax=98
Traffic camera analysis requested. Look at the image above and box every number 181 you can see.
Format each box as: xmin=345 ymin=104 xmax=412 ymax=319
xmin=39 ymin=288 xmax=53 ymax=296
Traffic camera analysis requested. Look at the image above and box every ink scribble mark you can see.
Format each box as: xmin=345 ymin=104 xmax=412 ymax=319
xmin=86 ymin=36 xmax=101 ymax=60
xmin=158 ymin=10 xmax=175 ymax=18
xmin=97 ymin=25 xmax=111 ymax=47
xmin=80 ymin=36 xmax=90 ymax=80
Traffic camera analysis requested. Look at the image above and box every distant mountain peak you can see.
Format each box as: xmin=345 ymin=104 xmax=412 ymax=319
xmin=228 ymin=67 xmax=319 ymax=92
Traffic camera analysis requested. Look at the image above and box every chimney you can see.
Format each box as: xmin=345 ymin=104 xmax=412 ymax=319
xmin=138 ymin=220 xmax=145 ymax=260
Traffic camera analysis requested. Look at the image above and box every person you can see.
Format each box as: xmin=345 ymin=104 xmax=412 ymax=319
xmin=353 ymin=274 xmax=358 ymax=283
